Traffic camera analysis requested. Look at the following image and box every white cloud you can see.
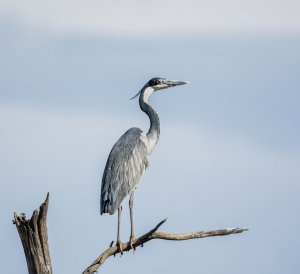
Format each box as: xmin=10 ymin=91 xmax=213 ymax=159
xmin=1 ymin=0 xmax=299 ymax=36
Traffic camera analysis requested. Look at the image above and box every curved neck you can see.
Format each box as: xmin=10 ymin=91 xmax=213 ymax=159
xmin=139 ymin=87 xmax=160 ymax=153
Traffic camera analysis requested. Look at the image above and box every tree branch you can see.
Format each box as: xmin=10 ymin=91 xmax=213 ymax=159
xmin=13 ymin=193 xmax=52 ymax=274
xmin=83 ymin=219 xmax=248 ymax=274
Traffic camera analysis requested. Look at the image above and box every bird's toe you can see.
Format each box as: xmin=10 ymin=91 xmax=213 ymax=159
xmin=129 ymin=236 xmax=136 ymax=252
xmin=116 ymin=240 xmax=124 ymax=255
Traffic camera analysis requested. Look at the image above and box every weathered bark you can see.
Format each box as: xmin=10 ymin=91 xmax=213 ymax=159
xmin=13 ymin=193 xmax=52 ymax=274
xmin=83 ymin=219 xmax=248 ymax=274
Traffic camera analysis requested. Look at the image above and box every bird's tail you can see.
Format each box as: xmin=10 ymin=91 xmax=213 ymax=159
xmin=100 ymin=199 xmax=110 ymax=215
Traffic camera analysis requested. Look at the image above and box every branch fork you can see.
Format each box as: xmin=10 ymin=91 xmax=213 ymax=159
xmin=83 ymin=218 xmax=248 ymax=274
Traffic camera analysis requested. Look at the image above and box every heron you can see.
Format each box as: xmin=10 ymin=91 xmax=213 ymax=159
xmin=100 ymin=77 xmax=188 ymax=252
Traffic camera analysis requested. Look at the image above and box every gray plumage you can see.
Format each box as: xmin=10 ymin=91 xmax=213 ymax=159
xmin=100 ymin=77 xmax=188 ymax=219
xmin=101 ymin=127 xmax=148 ymax=214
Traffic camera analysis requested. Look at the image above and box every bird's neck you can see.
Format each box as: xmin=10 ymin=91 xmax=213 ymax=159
xmin=139 ymin=87 xmax=160 ymax=153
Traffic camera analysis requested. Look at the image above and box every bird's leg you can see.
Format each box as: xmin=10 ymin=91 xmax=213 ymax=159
xmin=129 ymin=192 xmax=135 ymax=251
xmin=116 ymin=206 xmax=123 ymax=254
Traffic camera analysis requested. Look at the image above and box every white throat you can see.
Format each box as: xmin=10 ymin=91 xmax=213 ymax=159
xmin=142 ymin=86 xmax=155 ymax=103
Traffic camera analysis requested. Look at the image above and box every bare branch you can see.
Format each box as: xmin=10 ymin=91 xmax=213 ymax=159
xmin=14 ymin=193 xmax=52 ymax=274
xmin=82 ymin=220 xmax=248 ymax=274
xmin=152 ymin=227 xmax=248 ymax=240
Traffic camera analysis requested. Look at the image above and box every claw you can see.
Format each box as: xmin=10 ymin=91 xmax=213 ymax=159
xmin=116 ymin=240 xmax=123 ymax=255
xmin=129 ymin=236 xmax=136 ymax=252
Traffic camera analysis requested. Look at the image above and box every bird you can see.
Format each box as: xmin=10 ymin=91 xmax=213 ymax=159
xmin=100 ymin=77 xmax=188 ymax=252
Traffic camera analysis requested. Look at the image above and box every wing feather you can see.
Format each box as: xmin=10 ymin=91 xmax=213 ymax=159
xmin=100 ymin=127 xmax=148 ymax=215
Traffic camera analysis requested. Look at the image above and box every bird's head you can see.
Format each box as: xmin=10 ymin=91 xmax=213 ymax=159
xmin=130 ymin=77 xmax=188 ymax=101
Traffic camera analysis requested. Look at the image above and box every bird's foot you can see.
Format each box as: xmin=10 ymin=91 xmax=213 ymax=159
xmin=116 ymin=240 xmax=124 ymax=255
xmin=129 ymin=236 xmax=136 ymax=252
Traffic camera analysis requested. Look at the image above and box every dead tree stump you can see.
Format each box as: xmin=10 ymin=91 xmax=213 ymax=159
xmin=13 ymin=193 xmax=52 ymax=274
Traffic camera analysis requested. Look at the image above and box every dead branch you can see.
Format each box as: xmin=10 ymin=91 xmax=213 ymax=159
xmin=13 ymin=193 xmax=52 ymax=274
xmin=83 ymin=219 xmax=248 ymax=274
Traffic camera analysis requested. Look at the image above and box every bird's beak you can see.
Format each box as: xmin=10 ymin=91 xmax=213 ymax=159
xmin=162 ymin=80 xmax=189 ymax=88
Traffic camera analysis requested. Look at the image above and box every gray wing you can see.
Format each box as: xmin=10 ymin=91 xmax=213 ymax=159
xmin=100 ymin=127 xmax=149 ymax=215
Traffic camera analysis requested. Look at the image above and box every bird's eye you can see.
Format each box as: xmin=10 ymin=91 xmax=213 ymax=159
xmin=156 ymin=80 xmax=161 ymax=85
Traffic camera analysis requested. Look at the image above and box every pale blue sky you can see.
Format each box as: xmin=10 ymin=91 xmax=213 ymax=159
xmin=1 ymin=1 xmax=300 ymax=274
